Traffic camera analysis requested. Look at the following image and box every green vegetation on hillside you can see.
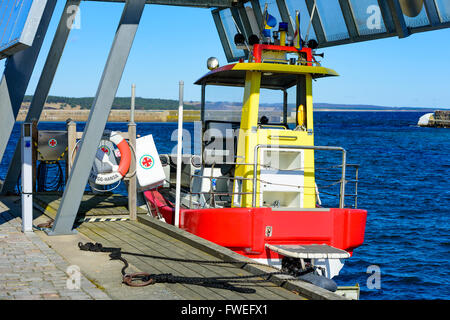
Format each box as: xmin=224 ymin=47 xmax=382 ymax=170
xmin=22 ymin=95 xmax=435 ymax=112
xmin=23 ymin=95 xmax=200 ymax=110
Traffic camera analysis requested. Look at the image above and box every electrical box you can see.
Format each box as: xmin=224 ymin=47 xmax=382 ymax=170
xmin=37 ymin=131 xmax=68 ymax=161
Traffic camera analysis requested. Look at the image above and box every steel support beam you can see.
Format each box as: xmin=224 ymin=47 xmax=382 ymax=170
xmin=385 ymin=0 xmax=409 ymax=38
xmin=231 ymin=7 xmax=246 ymax=37
xmin=305 ymin=0 xmax=326 ymax=44
xmin=212 ymin=9 xmax=235 ymax=62
xmin=47 ymin=0 xmax=147 ymax=235
xmin=424 ymin=0 xmax=441 ymax=26
xmin=249 ymin=0 xmax=263 ymax=31
xmin=1 ymin=0 xmax=81 ymax=194
xmin=377 ymin=0 xmax=395 ymax=33
xmin=231 ymin=6 xmax=250 ymax=56
xmin=0 ymin=0 xmax=56 ymax=171
xmin=276 ymin=0 xmax=294 ymax=37
xmin=338 ymin=0 xmax=359 ymax=39
xmin=237 ymin=4 xmax=254 ymax=39
xmin=85 ymin=0 xmax=236 ymax=7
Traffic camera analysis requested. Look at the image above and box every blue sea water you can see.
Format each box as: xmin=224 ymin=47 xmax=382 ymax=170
xmin=312 ymin=112 xmax=450 ymax=300
xmin=1 ymin=111 xmax=448 ymax=300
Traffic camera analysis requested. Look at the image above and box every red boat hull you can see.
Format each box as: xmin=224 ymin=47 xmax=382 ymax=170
xmin=144 ymin=190 xmax=367 ymax=260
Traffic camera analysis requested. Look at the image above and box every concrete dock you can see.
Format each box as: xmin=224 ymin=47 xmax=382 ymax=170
xmin=0 ymin=194 xmax=347 ymax=300
xmin=0 ymin=197 xmax=110 ymax=300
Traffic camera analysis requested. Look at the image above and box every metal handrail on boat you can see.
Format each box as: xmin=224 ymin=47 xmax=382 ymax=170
xmin=260 ymin=58 xmax=320 ymax=67
xmin=252 ymin=145 xmax=349 ymax=209
xmin=166 ymin=145 xmax=359 ymax=209
xmin=313 ymin=163 xmax=359 ymax=209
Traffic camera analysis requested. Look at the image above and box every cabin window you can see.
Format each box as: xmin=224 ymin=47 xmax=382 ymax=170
xmin=202 ymin=86 xmax=243 ymax=164
xmin=203 ymin=86 xmax=243 ymax=123
xmin=258 ymin=88 xmax=296 ymax=128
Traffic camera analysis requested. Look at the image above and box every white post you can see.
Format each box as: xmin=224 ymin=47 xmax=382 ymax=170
xmin=174 ymin=81 xmax=184 ymax=228
xmin=130 ymin=83 xmax=136 ymax=123
xmin=128 ymin=83 xmax=137 ymax=220
xmin=21 ymin=123 xmax=33 ymax=232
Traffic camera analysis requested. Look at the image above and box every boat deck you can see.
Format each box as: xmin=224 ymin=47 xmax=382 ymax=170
xmin=28 ymin=193 xmax=345 ymax=300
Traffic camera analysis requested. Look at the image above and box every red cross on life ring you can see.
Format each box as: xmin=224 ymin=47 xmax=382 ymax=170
xmin=88 ymin=131 xmax=131 ymax=185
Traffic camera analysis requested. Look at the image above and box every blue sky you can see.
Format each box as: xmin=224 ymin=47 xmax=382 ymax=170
xmin=9 ymin=1 xmax=450 ymax=108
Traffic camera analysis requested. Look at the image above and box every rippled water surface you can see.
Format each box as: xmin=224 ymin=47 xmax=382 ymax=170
xmin=313 ymin=112 xmax=450 ymax=300
xmin=1 ymin=112 xmax=448 ymax=300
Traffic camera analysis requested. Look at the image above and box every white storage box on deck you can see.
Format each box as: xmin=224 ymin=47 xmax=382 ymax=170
xmin=136 ymin=134 xmax=166 ymax=191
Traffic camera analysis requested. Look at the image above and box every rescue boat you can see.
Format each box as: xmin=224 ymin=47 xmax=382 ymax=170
xmin=141 ymin=19 xmax=367 ymax=293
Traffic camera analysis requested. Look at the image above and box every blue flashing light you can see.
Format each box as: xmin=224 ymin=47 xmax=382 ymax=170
xmin=279 ymin=22 xmax=288 ymax=32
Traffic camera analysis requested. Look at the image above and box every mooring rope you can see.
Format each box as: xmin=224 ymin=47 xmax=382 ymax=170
xmin=78 ymin=241 xmax=313 ymax=294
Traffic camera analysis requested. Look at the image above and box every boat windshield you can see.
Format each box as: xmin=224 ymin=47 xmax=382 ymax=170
xmin=203 ymin=87 xmax=297 ymax=127
xmin=203 ymin=86 xmax=242 ymax=123
xmin=258 ymin=88 xmax=297 ymax=127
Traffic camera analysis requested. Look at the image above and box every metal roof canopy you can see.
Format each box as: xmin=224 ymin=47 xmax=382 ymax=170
xmin=212 ymin=0 xmax=450 ymax=62
xmin=84 ymin=0 xmax=238 ymax=7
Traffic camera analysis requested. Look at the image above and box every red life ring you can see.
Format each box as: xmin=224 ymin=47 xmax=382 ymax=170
xmin=88 ymin=131 xmax=131 ymax=185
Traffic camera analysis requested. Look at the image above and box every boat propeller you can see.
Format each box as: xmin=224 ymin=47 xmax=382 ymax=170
xmin=282 ymin=257 xmax=338 ymax=292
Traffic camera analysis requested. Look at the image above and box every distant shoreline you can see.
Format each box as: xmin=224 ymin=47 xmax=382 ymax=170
xmin=16 ymin=108 xmax=430 ymax=122
xmin=315 ymin=109 xmax=430 ymax=112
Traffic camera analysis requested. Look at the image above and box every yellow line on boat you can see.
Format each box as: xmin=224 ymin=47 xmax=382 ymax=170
xmin=231 ymin=63 xmax=339 ymax=77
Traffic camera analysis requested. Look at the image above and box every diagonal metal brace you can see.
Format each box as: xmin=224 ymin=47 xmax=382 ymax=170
xmin=47 ymin=0 xmax=147 ymax=235
xmin=0 ymin=0 xmax=56 ymax=170
xmin=1 ymin=0 xmax=81 ymax=195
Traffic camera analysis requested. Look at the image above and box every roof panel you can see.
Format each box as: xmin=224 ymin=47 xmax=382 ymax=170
xmin=315 ymin=0 xmax=349 ymax=41
xmin=0 ymin=0 xmax=48 ymax=59
xmin=259 ymin=0 xmax=283 ymax=25
xmin=218 ymin=8 xmax=247 ymax=59
xmin=435 ymin=0 xmax=450 ymax=23
xmin=212 ymin=1 xmax=450 ymax=61
xmin=349 ymin=0 xmax=388 ymax=35
xmin=285 ymin=0 xmax=317 ymax=40
xmin=403 ymin=2 xmax=430 ymax=28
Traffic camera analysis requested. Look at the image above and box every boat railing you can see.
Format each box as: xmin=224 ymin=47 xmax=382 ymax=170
xmin=252 ymin=145 xmax=356 ymax=209
xmin=260 ymin=57 xmax=321 ymax=67
xmin=313 ymin=163 xmax=359 ymax=209
xmin=187 ymin=161 xmax=254 ymax=208
xmin=167 ymin=145 xmax=359 ymax=209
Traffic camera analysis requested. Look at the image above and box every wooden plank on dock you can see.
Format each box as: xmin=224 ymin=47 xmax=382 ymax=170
xmin=137 ymin=214 xmax=348 ymax=301
xmin=107 ymin=221 xmax=294 ymax=300
xmin=33 ymin=193 xmax=345 ymax=300
xmin=77 ymin=220 xmax=305 ymax=300
xmin=79 ymin=224 xmax=210 ymax=300
xmin=34 ymin=192 xmax=146 ymax=219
